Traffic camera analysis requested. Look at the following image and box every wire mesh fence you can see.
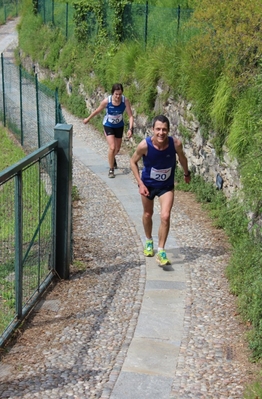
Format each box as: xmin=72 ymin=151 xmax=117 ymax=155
xmin=0 ymin=142 xmax=57 ymax=344
xmin=0 ymin=55 xmax=65 ymax=152
xmin=37 ymin=0 xmax=75 ymax=39
xmin=122 ymin=3 xmax=194 ymax=46
xmin=0 ymin=177 xmax=16 ymax=335
xmin=37 ymin=0 xmax=194 ymax=46
xmin=0 ymin=0 xmax=21 ymax=24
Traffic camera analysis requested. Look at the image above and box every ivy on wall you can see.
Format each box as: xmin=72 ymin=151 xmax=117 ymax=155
xmin=108 ymin=0 xmax=132 ymax=43
xmin=73 ymin=0 xmax=133 ymax=44
xmin=73 ymin=0 xmax=107 ymax=43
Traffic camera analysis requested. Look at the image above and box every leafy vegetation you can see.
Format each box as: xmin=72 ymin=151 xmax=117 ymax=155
xmin=244 ymin=380 xmax=262 ymax=399
xmin=0 ymin=127 xmax=25 ymax=169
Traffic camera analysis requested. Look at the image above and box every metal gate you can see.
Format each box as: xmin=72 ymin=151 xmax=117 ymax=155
xmin=0 ymin=140 xmax=58 ymax=345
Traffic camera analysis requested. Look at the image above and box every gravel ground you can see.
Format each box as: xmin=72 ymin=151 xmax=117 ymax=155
xmin=0 ymin=108 xmax=260 ymax=399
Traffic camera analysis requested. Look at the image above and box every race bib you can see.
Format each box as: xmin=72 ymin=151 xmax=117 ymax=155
xmin=108 ymin=113 xmax=123 ymax=124
xmin=150 ymin=167 xmax=171 ymax=181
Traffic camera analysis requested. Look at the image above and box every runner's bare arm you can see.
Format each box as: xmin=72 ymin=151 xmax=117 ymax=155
xmin=83 ymin=98 xmax=108 ymax=124
xmin=130 ymin=140 xmax=149 ymax=196
xmin=125 ymin=98 xmax=134 ymax=138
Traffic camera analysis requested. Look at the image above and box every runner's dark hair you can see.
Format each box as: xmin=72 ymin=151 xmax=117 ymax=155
xmin=111 ymin=83 xmax=123 ymax=94
xmin=152 ymin=115 xmax=170 ymax=131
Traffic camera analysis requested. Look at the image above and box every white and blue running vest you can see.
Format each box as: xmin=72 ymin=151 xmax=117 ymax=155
xmin=103 ymin=95 xmax=126 ymax=128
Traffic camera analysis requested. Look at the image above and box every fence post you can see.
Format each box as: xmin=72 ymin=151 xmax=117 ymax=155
xmin=55 ymin=88 xmax=59 ymax=124
xmin=144 ymin=1 xmax=148 ymax=48
xmin=66 ymin=2 xmax=68 ymax=40
xmin=54 ymin=123 xmax=73 ymax=279
xmin=52 ymin=0 xmax=54 ymax=25
xmin=1 ymin=53 xmax=6 ymax=127
xmin=15 ymin=172 xmax=23 ymax=318
xmin=177 ymin=5 xmax=181 ymax=35
xmin=35 ymin=73 xmax=41 ymax=148
xmin=19 ymin=65 xmax=24 ymax=146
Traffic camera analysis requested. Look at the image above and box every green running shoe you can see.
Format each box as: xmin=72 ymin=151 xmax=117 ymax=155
xmin=144 ymin=240 xmax=154 ymax=257
xmin=156 ymin=250 xmax=170 ymax=266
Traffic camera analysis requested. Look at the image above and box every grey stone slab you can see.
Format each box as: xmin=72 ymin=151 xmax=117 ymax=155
xmin=145 ymin=280 xmax=186 ymax=290
xmin=141 ymin=289 xmax=186 ymax=311
xmin=134 ymin=306 xmax=184 ymax=340
xmin=0 ymin=363 xmax=14 ymax=379
xmin=110 ymin=371 xmax=173 ymax=399
xmin=146 ymin=261 xmax=186 ymax=282
xmin=73 ymin=142 xmax=101 ymax=165
xmin=165 ymin=247 xmax=184 ymax=259
xmin=0 ymin=36 xmax=16 ymax=53
xmin=122 ymin=337 xmax=179 ymax=377
xmin=35 ymin=299 xmax=60 ymax=312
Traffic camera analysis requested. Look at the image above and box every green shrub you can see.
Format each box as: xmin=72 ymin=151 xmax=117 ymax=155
xmin=72 ymin=185 xmax=81 ymax=201
xmin=210 ymin=74 xmax=234 ymax=137
xmin=66 ymin=92 xmax=87 ymax=118
xmin=244 ymin=380 xmax=262 ymax=399
xmin=178 ymin=123 xmax=192 ymax=143
xmin=227 ymin=85 xmax=260 ymax=160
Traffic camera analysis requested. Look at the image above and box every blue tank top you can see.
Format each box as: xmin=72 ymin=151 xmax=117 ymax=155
xmin=141 ymin=136 xmax=176 ymax=188
xmin=103 ymin=95 xmax=126 ymax=128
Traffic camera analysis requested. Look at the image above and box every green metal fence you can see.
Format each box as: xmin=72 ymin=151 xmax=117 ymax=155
xmin=0 ymin=55 xmax=65 ymax=152
xmin=0 ymin=51 xmax=71 ymax=346
xmin=122 ymin=3 xmax=193 ymax=46
xmin=0 ymin=140 xmax=58 ymax=345
xmin=0 ymin=123 xmax=73 ymax=347
xmin=37 ymin=0 xmax=193 ymax=46
xmin=0 ymin=0 xmax=21 ymax=24
xmin=37 ymin=0 xmax=75 ymax=39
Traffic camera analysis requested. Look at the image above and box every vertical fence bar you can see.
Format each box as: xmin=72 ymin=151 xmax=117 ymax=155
xmin=43 ymin=0 xmax=46 ymax=24
xmin=55 ymin=87 xmax=59 ymax=124
xmin=51 ymin=149 xmax=57 ymax=272
xmin=15 ymin=172 xmax=23 ymax=318
xmin=177 ymin=5 xmax=181 ymax=35
xmin=1 ymin=54 xmax=6 ymax=127
xmin=52 ymin=0 xmax=54 ymax=25
xmin=144 ymin=1 xmax=148 ymax=48
xmin=19 ymin=65 xmax=24 ymax=146
xmin=35 ymin=73 xmax=41 ymax=148
xmin=65 ymin=2 xmax=68 ymax=40
xmin=37 ymin=161 xmax=41 ymax=289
